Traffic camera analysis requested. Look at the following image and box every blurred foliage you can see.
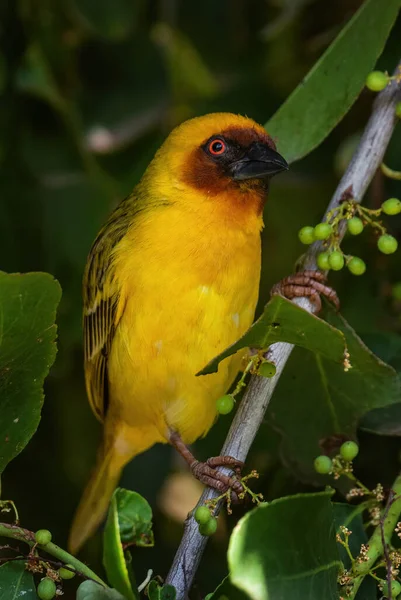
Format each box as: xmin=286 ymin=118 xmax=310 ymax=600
xmin=0 ymin=0 xmax=401 ymax=598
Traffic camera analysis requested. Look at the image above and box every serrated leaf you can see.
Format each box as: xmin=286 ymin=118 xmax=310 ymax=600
xmin=266 ymin=0 xmax=401 ymax=163
xmin=198 ymin=295 xmax=346 ymax=376
xmin=0 ymin=562 xmax=37 ymax=600
xmin=77 ymin=580 xmax=127 ymax=600
xmin=114 ymin=488 xmax=154 ymax=546
xmin=103 ymin=492 xmax=138 ymax=600
xmin=267 ymin=308 xmax=400 ymax=480
xmin=228 ymin=491 xmax=340 ymax=600
xmin=0 ymin=272 xmax=61 ymax=474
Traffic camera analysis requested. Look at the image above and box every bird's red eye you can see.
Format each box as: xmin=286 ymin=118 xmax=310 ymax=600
xmin=208 ymin=139 xmax=226 ymax=155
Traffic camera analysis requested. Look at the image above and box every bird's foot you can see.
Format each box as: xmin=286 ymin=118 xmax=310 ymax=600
xmin=191 ymin=456 xmax=244 ymax=495
xmin=169 ymin=431 xmax=245 ymax=496
xmin=270 ymin=270 xmax=340 ymax=314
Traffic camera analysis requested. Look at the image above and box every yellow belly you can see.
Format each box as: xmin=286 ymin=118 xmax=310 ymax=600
xmin=107 ymin=204 xmax=261 ymax=452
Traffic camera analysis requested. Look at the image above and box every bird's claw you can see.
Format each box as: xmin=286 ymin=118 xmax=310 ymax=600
xmin=191 ymin=455 xmax=244 ymax=495
xmin=270 ymin=270 xmax=340 ymax=314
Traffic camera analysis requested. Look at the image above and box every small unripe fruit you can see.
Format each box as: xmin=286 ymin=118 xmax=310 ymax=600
xmin=317 ymin=252 xmax=330 ymax=270
xmin=347 ymin=257 xmax=366 ymax=276
xmin=194 ymin=506 xmax=211 ymax=525
xmin=298 ymin=226 xmax=315 ymax=245
xmin=216 ymin=395 xmax=234 ymax=415
xmin=366 ymin=71 xmax=389 ymax=92
xmin=378 ymin=234 xmax=398 ymax=254
xmin=395 ymin=102 xmax=401 ymax=118
xmin=328 ymin=251 xmax=344 ymax=271
xmin=35 ymin=529 xmax=52 ymax=545
xmin=58 ymin=565 xmax=75 ymax=580
xmin=382 ymin=198 xmax=401 ymax=215
xmin=258 ymin=361 xmax=276 ymax=378
xmin=347 ymin=217 xmax=364 ymax=235
xmin=383 ymin=580 xmax=401 ymax=598
xmin=37 ymin=578 xmax=57 ymax=600
xmin=313 ymin=223 xmax=332 ymax=240
xmin=340 ymin=441 xmax=359 ymax=461
xmin=199 ymin=517 xmax=218 ymax=536
xmin=314 ymin=455 xmax=332 ymax=474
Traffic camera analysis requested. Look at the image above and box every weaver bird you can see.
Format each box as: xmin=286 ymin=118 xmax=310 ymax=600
xmin=69 ymin=112 xmax=292 ymax=554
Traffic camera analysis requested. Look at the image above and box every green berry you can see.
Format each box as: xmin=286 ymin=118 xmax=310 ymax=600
xmin=314 ymin=455 xmax=332 ymax=475
xmin=383 ymin=580 xmax=401 ymax=598
xmin=328 ymin=251 xmax=344 ymax=271
xmin=313 ymin=223 xmax=333 ymax=240
xmin=347 ymin=217 xmax=364 ymax=235
xmin=366 ymin=70 xmax=389 ymax=92
xmin=258 ymin=361 xmax=276 ymax=378
xmin=378 ymin=234 xmax=398 ymax=254
xmin=340 ymin=441 xmax=359 ymax=461
xmin=37 ymin=578 xmax=57 ymax=600
xmin=35 ymin=529 xmax=52 ymax=545
xmin=382 ymin=198 xmax=401 ymax=215
xmin=216 ymin=394 xmax=234 ymax=415
xmin=58 ymin=565 xmax=75 ymax=580
xmin=396 ymin=102 xmax=401 ymax=119
xmin=347 ymin=257 xmax=366 ymax=276
xmin=317 ymin=252 xmax=330 ymax=270
xmin=194 ymin=506 xmax=211 ymax=525
xmin=298 ymin=226 xmax=315 ymax=245
xmin=392 ymin=282 xmax=401 ymax=300
xmin=199 ymin=516 xmax=218 ymax=536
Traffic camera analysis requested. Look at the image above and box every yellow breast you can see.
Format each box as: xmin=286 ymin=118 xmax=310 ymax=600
xmin=107 ymin=196 xmax=262 ymax=448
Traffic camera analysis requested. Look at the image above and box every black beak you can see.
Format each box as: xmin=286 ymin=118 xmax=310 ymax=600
xmin=229 ymin=142 xmax=289 ymax=181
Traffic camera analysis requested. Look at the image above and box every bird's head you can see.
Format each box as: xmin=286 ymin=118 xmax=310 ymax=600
xmin=142 ymin=113 xmax=288 ymax=223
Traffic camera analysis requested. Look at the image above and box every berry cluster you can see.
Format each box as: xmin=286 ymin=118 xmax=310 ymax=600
xmin=314 ymin=441 xmax=359 ymax=475
xmin=33 ymin=529 xmax=75 ymax=599
xmin=216 ymin=354 xmax=276 ymax=416
xmin=298 ymin=198 xmax=400 ymax=275
xmin=194 ymin=505 xmax=217 ymax=536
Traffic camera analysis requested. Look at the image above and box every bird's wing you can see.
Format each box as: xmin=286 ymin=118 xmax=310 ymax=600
xmin=83 ymin=198 xmax=133 ymax=422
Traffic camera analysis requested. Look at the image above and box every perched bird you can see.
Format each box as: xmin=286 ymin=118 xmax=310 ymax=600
xmin=69 ymin=112 xmax=289 ymax=554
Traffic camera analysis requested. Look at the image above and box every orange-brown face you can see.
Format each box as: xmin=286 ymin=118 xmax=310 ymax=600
xmin=182 ymin=125 xmax=288 ymax=196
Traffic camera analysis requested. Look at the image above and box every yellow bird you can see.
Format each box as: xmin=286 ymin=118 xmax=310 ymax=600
xmin=69 ymin=112 xmax=289 ymax=553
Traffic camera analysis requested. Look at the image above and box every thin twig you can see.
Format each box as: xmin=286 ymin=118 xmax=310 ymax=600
xmin=165 ymin=61 xmax=401 ymax=598
xmin=381 ymin=490 xmax=395 ymax=600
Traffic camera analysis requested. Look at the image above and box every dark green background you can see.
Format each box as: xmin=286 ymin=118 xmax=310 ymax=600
xmin=1 ymin=1 xmax=401 ymax=597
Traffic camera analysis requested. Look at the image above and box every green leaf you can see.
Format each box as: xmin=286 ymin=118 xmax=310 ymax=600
xmin=267 ymin=308 xmax=400 ymax=480
xmin=16 ymin=44 xmax=64 ymax=111
xmin=147 ymin=581 xmax=176 ymax=600
xmin=0 ymin=561 xmax=37 ymax=600
xmin=152 ymin=24 xmax=218 ymax=100
xmin=77 ymin=581 xmax=127 ymax=600
xmin=359 ymin=332 xmax=401 ymax=435
xmin=266 ymin=0 xmax=401 ymax=163
xmin=114 ymin=487 xmax=154 ymax=546
xmin=205 ymin=576 xmax=249 ymax=600
xmin=103 ymin=491 xmax=138 ymax=600
xmin=198 ymin=295 xmax=346 ymax=376
xmin=70 ymin=0 xmax=142 ymax=40
xmin=0 ymin=272 xmax=61 ymax=474
xmin=228 ymin=491 xmax=340 ymax=600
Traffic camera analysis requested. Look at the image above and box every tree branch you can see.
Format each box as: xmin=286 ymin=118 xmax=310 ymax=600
xmin=165 ymin=61 xmax=401 ymax=599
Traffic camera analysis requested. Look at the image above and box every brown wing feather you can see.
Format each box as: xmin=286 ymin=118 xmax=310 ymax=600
xmin=83 ymin=198 xmax=133 ymax=422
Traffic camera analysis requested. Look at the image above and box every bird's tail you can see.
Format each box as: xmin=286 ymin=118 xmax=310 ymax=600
xmin=68 ymin=442 xmax=127 ymax=555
